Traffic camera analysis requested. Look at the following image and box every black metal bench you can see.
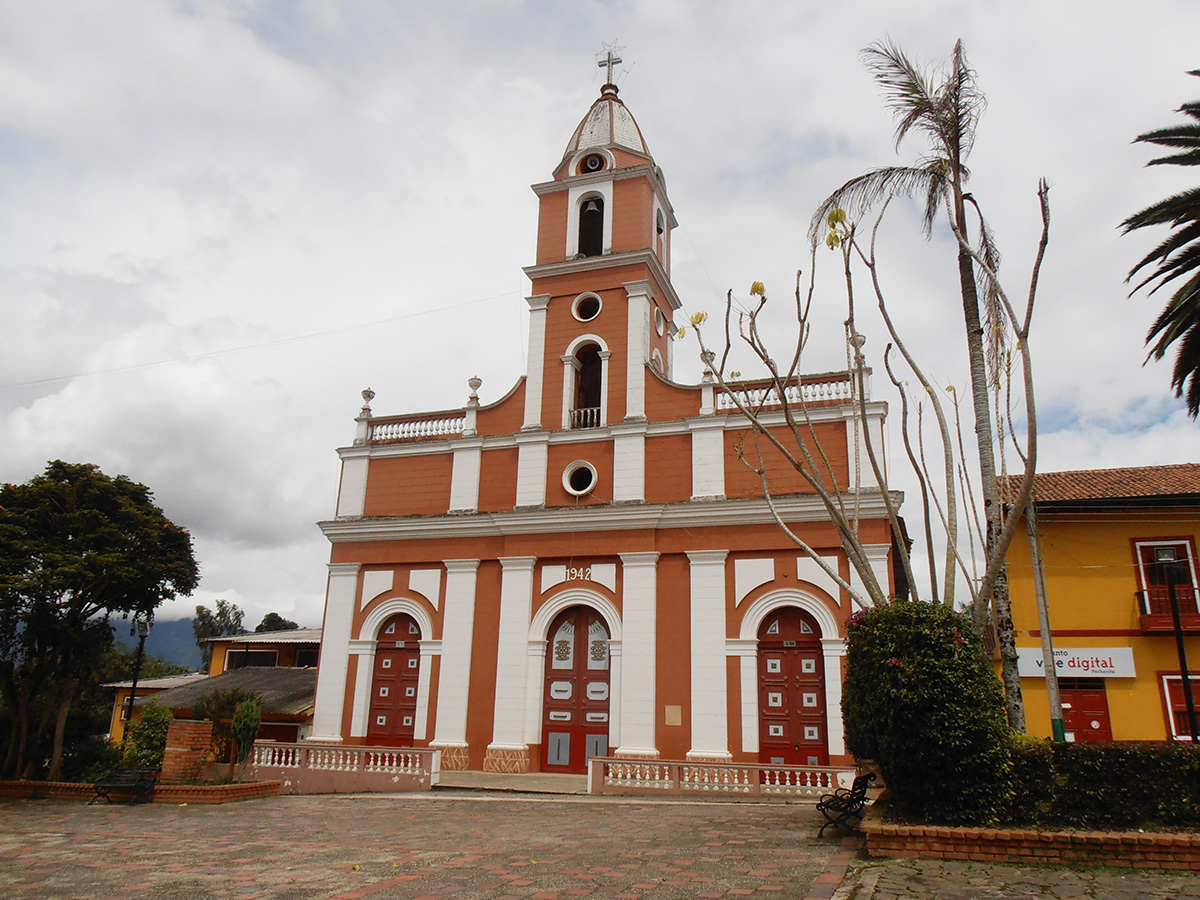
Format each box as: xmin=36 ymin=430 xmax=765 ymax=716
xmin=816 ymin=772 xmax=876 ymax=835
xmin=90 ymin=766 xmax=160 ymax=805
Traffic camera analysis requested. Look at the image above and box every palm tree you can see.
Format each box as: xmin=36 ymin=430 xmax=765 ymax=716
xmin=811 ymin=40 xmax=1025 ymax=730
xmin=1122 ymin=70 xmax=1200 ymax=418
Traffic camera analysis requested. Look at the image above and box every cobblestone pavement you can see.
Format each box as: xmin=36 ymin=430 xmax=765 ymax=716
xmin=0 ymin=793 xmax=842 ymax=900
xmin=836 ymin=856 xmax=1200 ymax=900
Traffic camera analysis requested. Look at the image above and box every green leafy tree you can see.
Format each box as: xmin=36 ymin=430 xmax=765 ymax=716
xmin=192 ymin=687 xmax=262 ymax=763
xmin=122 ymin=700 xmax=173 ymax=768
xmin=842 ymin=601 xmax=1010 ymax=825
xmin=1123 ymin=69 xmax=1200 ymax=417
xmin=811 ymin=40 xmax=1037 ymax=730
xmin=231 ymin=698 xmax=263 ymax=765
xmin=193 ymin=599 xmax=246 ymax=669
xmin=255 ymin=612 xmax=299 ymax=633
xmin=0 ymin=461 xmax=198 ymax=780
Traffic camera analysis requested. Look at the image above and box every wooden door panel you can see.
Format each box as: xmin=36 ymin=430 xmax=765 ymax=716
xmin=758 ymin=608 xmax=828 ymax=766
xmin=542 ymin=607 xmax=610 ymax=773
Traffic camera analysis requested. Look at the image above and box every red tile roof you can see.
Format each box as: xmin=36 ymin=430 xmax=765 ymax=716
xmin=1014 ymin=463 xmax=1200 ymax=503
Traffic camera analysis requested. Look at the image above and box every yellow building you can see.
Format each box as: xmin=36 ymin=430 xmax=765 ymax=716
xmin=1008 ymin=464 xmax=1200 ymax=742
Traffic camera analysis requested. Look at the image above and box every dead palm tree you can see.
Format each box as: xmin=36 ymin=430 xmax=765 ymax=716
xmin=1123 ymin=70 xmax=1200 ymax=418
xmin=811 ymin=40 xmax=1025 ymax=730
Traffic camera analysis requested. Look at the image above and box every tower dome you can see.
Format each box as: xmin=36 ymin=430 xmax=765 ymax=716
xmin=560 ymin=83 xmax=651 ymax=163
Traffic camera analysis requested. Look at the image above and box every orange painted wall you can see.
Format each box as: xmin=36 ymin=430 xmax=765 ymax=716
xmin=535 ymin=190 xmax=568 ymax=265
xmin=655 ymin=551 xmax=692 ymax=760
xmin=475 ymin=380 xmax=525 ymax=437
xmin=546 ymin=440 xmax=615 ymax=507
xmin=645 ymin=434 xmax=691 ymax=503
xmin=478 ymin=448 xmax=519 ymax=512
xmin=363 ymin=455 xmax=453 ymax=517
xmin=644 ymin=370 xmax=700 ymax=423
xmin=465 ymin=560 xmax=502 ymax=769
xmin=723 ymin=422 xmax=848 ymax=499
xmin=540 ymin=286 xmax=628 ymax=427
xmin=611 ymin=179 xmax=653 ymax=253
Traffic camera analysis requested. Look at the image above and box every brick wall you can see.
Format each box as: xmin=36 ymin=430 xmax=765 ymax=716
xmin=160 ymin=720 xmax=213 ymax=785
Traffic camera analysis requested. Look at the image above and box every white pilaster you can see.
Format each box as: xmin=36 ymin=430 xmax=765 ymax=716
xmin=624 ymin=280 xmax=651 ymax=421
xmin=448 ymin=440 xmax=483 ymax=513
xmin=430 ymin=559 xmax=480 ymax=750
xmin=310 ymin=563 xmax=362 ymax=742
xmin=849 ymin=544 xmax=893 ymax=603
xmin=726 ymin=639 xmax=759 ymax=753
xmin=843 ymin=402 xmax=887 ymax=487
xmin=415 ymin=640 xmax=441 ymax=741
xmin=687 ymin=549 xmax=732 ymax=760
xmin=612 ymin=426 xmax=646 ymax=503
xmin=489 ymin=557 xmax=537 ymax=752
xmin=822 ymin=638 xmax=847 ymax=756
xmin=523 ymin=295 xmax=551 ymax=430
xmin=690 ymin=418 xmax=726 ymax=500
xmin=561 ymin=355 xmax=579 ymax=429
xmin=347 ymin=639 xmax=374 ymax=738
xmin=617 ymin=552 xmax=659 ymax=757
xmin=515 ymin=433 xmax=549 ymax=508
xmin=598 ymin=349 xmax=611 ymax=426
xmin=336 ymin=455 xmax=369 ymax=517
xmin=522 ymin=639 xmax=548 ymax=746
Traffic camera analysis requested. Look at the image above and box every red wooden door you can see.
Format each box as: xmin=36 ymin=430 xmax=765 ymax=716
xmin=758 ymin=608 xmax=828 ymax=766
xmin=541 ymin=607 xmax=610 ymax=773
xmin=366 ymin=613 xmax=421 ymax=746
xmin=1059 ymin=678 xmax=1112 ymax=743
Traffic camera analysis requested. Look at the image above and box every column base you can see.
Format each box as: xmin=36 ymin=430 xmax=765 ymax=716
xmin=685 ymin=750 xmax=734 ymax=762
xmin=613 ymin=747 xmax=660 ymax=759
xmin=431 ymin=743 xmax=471 ymax=770
xmin=483 ymin=745 xmax=531 ymax=773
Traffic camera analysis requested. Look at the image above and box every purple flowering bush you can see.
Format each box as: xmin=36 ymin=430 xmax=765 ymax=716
xmin=842 ymin=601 xmax=1010 ymax=824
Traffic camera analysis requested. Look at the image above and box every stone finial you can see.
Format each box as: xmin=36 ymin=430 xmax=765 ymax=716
xmin=468 ymin=376 xmax=482 ymax=401
xmin=360 ymin=387 xmax=375 ymax=413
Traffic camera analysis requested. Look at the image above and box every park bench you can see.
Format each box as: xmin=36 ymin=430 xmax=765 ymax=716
xmin=816 ymin=772 xmax=875 ymax=835
xmin=89 ymin=766 xmax=160 ymax=805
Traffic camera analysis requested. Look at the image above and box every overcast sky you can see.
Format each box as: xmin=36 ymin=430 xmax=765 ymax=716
xmin=2 ymin=1 xmax=1198 ymax=628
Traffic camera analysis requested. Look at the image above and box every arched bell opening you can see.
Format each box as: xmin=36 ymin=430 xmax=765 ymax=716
xmin=571 ymin=342 xmax=602 ymax=429
xmin=366 ymin=613 xmax=421 ymax=747
xmin=757 ymin=607 xmax=829 ymax=766
xmin=578 ymin=196 xmax=604 ymax=257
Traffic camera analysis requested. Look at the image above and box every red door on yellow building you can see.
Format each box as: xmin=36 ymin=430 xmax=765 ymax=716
xmin=758 ymin=608 xmax=828 ymax=766
xmin=1058 ymin=678 xmax=1113 ymax=743
xmin=542 ymin=606 xmax=610 ymax=773
xmin=366 ymin=613 xmax=421 ymax=746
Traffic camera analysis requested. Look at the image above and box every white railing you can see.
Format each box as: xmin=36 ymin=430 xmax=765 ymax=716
xmin=248 ymin=742 xmax=440 ymax=793
xmin=716 ymin=376 xmax=858 ymax=413
xmin=590 ymin=757 xmax=854 ymax=798
xmin=369 ymin=416 xmax=465 ymax=441
xmin=570 ymin=407 xmax=602 ymax=429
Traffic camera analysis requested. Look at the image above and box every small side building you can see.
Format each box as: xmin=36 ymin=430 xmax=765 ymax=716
xmin=1008 ymin=463 xmax=1200 ymax=742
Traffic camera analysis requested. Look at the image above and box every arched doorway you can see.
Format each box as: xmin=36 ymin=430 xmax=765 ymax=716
xmin=366 ymin=613 xmax=421 ymax=746
xmin=758 ymin=607 xmax=828 ymax=766
xmin=542 ymin=605 xmax=610 ymax=772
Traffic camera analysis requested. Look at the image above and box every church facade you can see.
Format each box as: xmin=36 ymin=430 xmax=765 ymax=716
xmin=309 ymin=73 xmax=897 ymax=773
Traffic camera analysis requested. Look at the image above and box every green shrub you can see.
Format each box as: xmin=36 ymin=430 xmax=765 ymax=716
xmin=842 ymin=601 xmax=1011 ymax=825
xmin=231 ymin=698 xmax=262 ymax=765
xmin=997 ymin=732 xmax=1055 ymax=824
xmin=193 ymin=688 xmax=263 ymax=763
xmin=123 ymin=700 xmax=173 ymax=768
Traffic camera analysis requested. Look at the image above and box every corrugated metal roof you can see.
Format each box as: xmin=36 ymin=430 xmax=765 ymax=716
xmin=202 ymin=628 xmax=321 ymax=645
xmin=133 ymin=667 xmax=317 ymax=716
xmin=104 ymin=673 xmax=207 ymax=690
xmin=1008 ymin=463 xmax=1200 ymax=504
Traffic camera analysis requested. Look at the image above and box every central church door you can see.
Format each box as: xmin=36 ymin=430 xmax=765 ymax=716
xmin=758 ymin=607 xmax=828 ymax=766
xmin=366 ymin=613 xmax=420 ymax=746
xmin=542 ymin=606 xmax=610 ymax=773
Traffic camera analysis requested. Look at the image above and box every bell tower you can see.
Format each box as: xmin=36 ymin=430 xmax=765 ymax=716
xmin=521 ymin=57 xmax=681 ymax=433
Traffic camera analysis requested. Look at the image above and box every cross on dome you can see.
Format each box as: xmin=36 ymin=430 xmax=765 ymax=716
xmin=597 ymin=48 xmax=622 ymax=86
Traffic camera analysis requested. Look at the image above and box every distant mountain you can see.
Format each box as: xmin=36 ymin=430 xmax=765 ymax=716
xmin=112 ymin=617 xmax=203 ymax=671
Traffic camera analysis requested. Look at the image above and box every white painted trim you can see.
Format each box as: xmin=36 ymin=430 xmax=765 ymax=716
xmin=617 ymin=552 xmax=659 ymax=757
xmin=612 ymin=430 xmax=645 ymax=502
xmin=523 ymin=295 xmax=551 ymax=429
xmin=690 ymin=418 xmax=726 ymax=500
xmin=687 ymin=549 xmax=730 ymax=759
xmin=348 ymin=651 xmax=374 ymax=738
xmin=566 ymin=181 xmax=614 ymax=258
xmin=357 ymin=598 xmax=436 ymax=643
xmin=408 ymin=569 xmax=442 ymax=611
xmin=738 ymin=589 xmax=842 ymax=642
xmin=726 ymin=639 xmax=759 ymax=754
xmin=491 ymin=557 xmax=538 ymax=748
xmin=448 ymin=442 xmax=482 ymax=513
xmin=822 ymin=640 xmax=846 ymax=755
xmin=415 ymin=640 xmax=441 ymax=741
xmin=309 ymin=563 xmax=361 ymax=743
xmin=360 ymin=569 xmax=395 ymax=612
xmin=624 ymin=281 xmax=651 ymax=420
xmin=734 ymin=558 xmax=775 ymax=607
xmin=431 ymin=559 xmax=479 ymax=747
xmin=849 ymin=544 xmax=892 ymax=604
xmin=515 ymin=435 xmax=549 ymax=508
xmin=796 ymin=556 xmax=843 ymax=605
xmin=336 ymin=457 xmax=368 ymax=517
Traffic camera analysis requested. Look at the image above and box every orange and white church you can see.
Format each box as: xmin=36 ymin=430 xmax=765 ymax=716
xmin=309 ymin=66 xmax=898 ymax=774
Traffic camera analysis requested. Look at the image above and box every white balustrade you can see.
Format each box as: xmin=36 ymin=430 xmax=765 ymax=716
xmin=593 ymin=757 xmax=854 ymax=798
xmin=716 ymin=376 xmax=856 ymax=413
xmin=369 ymin=416 xmax=465 ymax=442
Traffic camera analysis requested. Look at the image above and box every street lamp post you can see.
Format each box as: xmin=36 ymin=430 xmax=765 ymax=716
xmin=1158 ymin=547 xmax=1198 ymax=743
xmin=122 ymin=619 xmax=152 ymax=746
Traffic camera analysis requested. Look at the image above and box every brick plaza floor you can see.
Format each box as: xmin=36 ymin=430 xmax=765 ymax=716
xmin=0 ymin=792 xmax=840 ymax=900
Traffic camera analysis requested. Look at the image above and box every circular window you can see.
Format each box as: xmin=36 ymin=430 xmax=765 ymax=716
xmin=582 ymin=154 xmax=606 ymax=173
xmin=654 ymin=307 xmax=665 ymax=336
xmin=563 ymin=461 xmax=598 ymax=496
xmin=572 ymin=293 xmax=602 ymax=322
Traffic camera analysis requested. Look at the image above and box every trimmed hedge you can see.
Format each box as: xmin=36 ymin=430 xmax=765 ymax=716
xmin=842 ymin=601 xmax=1011 ymax=825
xmin=1002 ymin=738 xmax=1200 ymax=829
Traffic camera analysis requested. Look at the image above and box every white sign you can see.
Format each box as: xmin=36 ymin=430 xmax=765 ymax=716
xmin=1017 ymin=647 xmax=1136 ymax=678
